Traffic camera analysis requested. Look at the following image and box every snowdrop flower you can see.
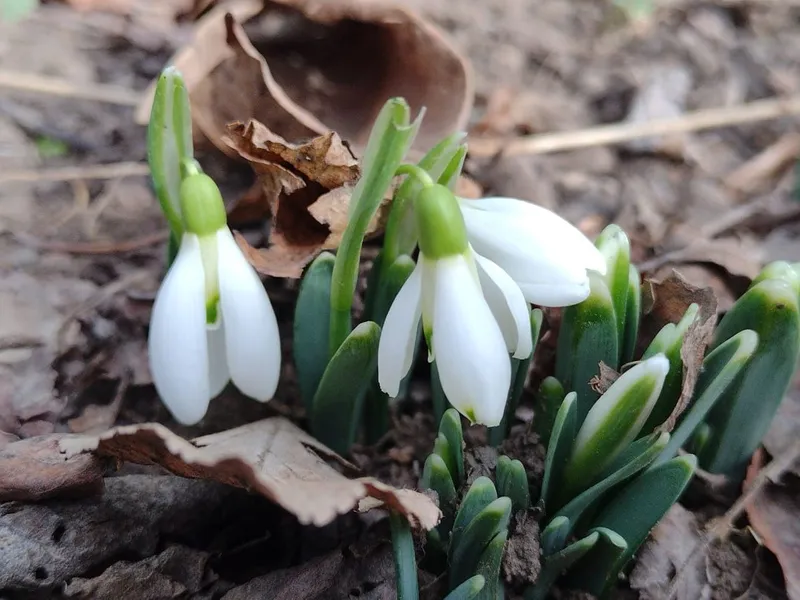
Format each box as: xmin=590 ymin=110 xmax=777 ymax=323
xmin=148 ymin=172 xmax=280 ymax=425
xmin=379 ymin=184 xmax=532 ymax=426
xmin=458 ymin=197 xmax=607 ymax=307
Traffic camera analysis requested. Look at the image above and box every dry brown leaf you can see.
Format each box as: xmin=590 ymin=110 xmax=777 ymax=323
xmin=59 ymin=417 xmax=440 ymax=529
xmin=642 ymin=269 xmax=718 ymax=329
xmin=0 ymin=435 xmax=105 ymax=501
xmin=135 ymin=0 xmax=472 ymax=153
xmin=745 ymin=450 xmax=800 ymax=600
xmin=657 ymin=313 xmax=717 ymax=433
xmin=589 ymin=361 xmax=621 ymax=395
xmin=225 ymin=119 xmax=390 ymax=277
xmin=639 ymin=237 xmax=764 ymax=281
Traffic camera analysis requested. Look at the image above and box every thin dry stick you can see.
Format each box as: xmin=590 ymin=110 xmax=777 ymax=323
xmin=469 ymin=95 xmax=800 ymax=157
xmin=0 ymin=70 xmax=141 ymax=106
xmin=0 ymin=162 xmax=150 ymax=184
xmin=665 ymin=440 xmax=800 ymax=600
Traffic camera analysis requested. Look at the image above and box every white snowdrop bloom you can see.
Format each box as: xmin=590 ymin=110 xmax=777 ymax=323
xmin=148 ymin=173 xmax=280 ymax=425
xmin=458 ymin=197 xmax=607 ymax=307
xmin=378 ymin=184 xmax=532 ymax=426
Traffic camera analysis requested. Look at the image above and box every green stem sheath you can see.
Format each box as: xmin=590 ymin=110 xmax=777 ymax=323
xmin=390 ymin=512 xmax=419 ymax=600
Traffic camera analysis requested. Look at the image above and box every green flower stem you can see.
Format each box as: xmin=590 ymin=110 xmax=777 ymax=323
xmin=328 ymin=99 xmax=421 ymax=357
xmin=395 ymin=163 xmax=435 ymax=188
xmin=390 ymin=512 xmax=419 ymax=600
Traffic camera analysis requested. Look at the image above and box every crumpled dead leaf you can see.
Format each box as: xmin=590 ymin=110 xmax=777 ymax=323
xmin=629 ymin=504 xmax=709 ymax=600
xmin=589 ymin=361 xmax=621 ymax=395
xmin=136 ymin=0 xmax=473 ymax=153
xmin=0 ymin=434 xmax=105 ymax=501
xmin=657 ymin=313 xmax=717 ymax=433
xmin=745 ymin=449 xmax=800 ymax=600
xmin=224 ymin=119 xmax=387 ymax=277
xmin=60 ymin=417 xmax=440 ymax=529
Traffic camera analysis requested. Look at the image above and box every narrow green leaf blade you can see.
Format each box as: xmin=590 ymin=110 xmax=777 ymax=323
xmin=294 ymin=252 xmax=335 ymax=411
xmin=595 ymin=224 xmax=631 ymax=359
xmin=473 ymin=530 xmax=508 ymax=600
xmin=655 ymin=330 xmax=757 ymax=466
xmin=440 ymin=408 xmax=465 ymax=488
xmin=565 ymin=527 xmax=627 ymax=597
xmin=589 ymin=455 xmax=697 ymax=569
xmin=702 ymin=278 xmax=800 ymax=477
xmin=496 ymin=456 xmax=530 ymax=513
xmin=445 ymin=575 xmax=486 ymax=600
xmin=311 ymin=321 xmax=380 ymax=454
xmin=556 ymin=273 xmax=618 ymax=422
xmin=524 ymin=531 xmax=600 ymax=600
xmin=450 ymin=477 xmax=498 ymax=563
xmin=621 ymin=264 xmax=641 ymax=364
xmin=540 ymin=392 xmax=577 ymax=511
xmin=534 ymin=376 xmax=565 ymax=446
xmin=540 ymin=516 xmax=571 ymax=556
xmin=450 ymin=498 xmax=512 ymax=589
xmin=561 ymin=354 xmax=669 ymax=499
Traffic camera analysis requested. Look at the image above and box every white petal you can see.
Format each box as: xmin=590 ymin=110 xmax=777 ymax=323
xmin=460 ymin=197 xmax=607 ymax=279
xmin=216 ymin=229 xmax=281 ymax=401
xmin=431 ymin=255 xmax=511 ymax=427
xmin=207 ymin=324 xmax=230 ymax=398
xmin=148 ymin=234 xmax=211 ymax=425
xmin=378 ymin=260 xmax=423 ymax=397
xmin=518 ymin=280 xmax=592 ymax=307
xmin=474 ymin=252 xmax=532 ymax=359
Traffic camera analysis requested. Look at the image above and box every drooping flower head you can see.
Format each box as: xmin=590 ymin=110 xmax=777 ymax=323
xmin=148 ymin=171 xmax=280 ymax=425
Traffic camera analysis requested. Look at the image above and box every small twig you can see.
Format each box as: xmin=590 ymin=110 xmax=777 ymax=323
xmin=665 ymin=440 xmax=800 ymax=599
xmin=0 ymin=162 xmax=150 ymax=184
xmin=0 ymin=336 xmax=45 ymax=352
xmin=0 ymin=71 xmax=141 ymax=106
xmin=13 ymin=230 xmax=169 ymax=255
xmin=468 ymin=95 xmax=800 ymax=157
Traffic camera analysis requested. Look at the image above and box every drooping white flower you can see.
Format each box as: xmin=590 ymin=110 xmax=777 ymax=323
xmin=378 ymin=184 xmax=532 ymax=426
xmin=148 ymin=173 xmax=280 ymax=425
xmin=458 ymin=197 xmax=607 ymax=307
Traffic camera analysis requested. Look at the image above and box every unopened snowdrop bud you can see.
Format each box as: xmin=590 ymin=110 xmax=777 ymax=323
xmin=378 ymin=184 xmax=532 ymax=426
xmin=148 ymin=173 xmax=281 ymax=425
xmin=458 ymin=197 xmax=607 ymax=307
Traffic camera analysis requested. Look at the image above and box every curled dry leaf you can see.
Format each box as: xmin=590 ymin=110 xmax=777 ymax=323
xmin=136 ymin=0 xmax=472 ymax=153
xmin=745 ymin=449 xmax=800 ymax=600
xmin=589 ymin=361 xmax=621 ymax=395
xmin=225 ymin=119 xmax=389 ymax=277
xmin=0 ymin=435 xmax=105 ymax=502
xmin=59 ymin=417 xmax=440 ymax=530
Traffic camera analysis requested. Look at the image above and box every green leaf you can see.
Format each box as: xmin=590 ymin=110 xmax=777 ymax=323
xmin=556 ymin=273 xmax=618 ymax=422
xmin=641 ymin=304 xmax=698 ymax=432
xmin=489 ymin=309 xmax=542 ymax=445
xmin=0 ymin=0 xmax=39 ymax=22
xmin=382 ymin=132 xmax=467 ymax=264
xmin=540 ymin=392 xmax=577 ymax=512
xmin=439 ymin=144 xmax=468 ymax=191
xmin=147 ymin=66 xmax=193 ymax=240
xmin=560 ymin=354 xmax=669 ymax=500
xmin=525 ymin=531 xmax=600 ymax=600
xmin=329 ymin=98 xmax=421 ymax=356
xmin=294 ymin=252 xmax=335 ymax=411
xmin=439 ymin=408 xmax=465 ymax=488
xmin=540 ymin=516 xmax=571 ymax=557
xmin=565 ymin=527 xmax=627 ymax=598
xmin=595 ymin=224 xmax=631 ymax=360
xmin=534 ymin=376 xmax=565 ymax=446
xmin=450 ymin=498 xmax=512 ymax=590
xmin=390 ymin=512 xmax=419 ymax=600
xmin=589 ymin=455 xmax=697 ymax=574
xmin=445 ymin=576 xmax=486 ymax=600
xmin=655 ymin=330 xmax=757 ymax=466
xmin=434 ymin=434 xmax=458 ymax=482
xmin=311 ymin=322 xmax=380 ymax=454
xmin=496 ymin=456 xmax=530 ymax=514
xmin=701 ymin=279 xmax=800 ymax=477
xmin=473 ymin=530 xmax=508 ymax=600
xmin=550 ymin=433 xmax=668 ymax=551
xmin=621 ymin=264 xmax=642 ymax=364
xmin=450 ymin=477 xmax=498 ymax=560
xmin=363 ymin=254 xmax=418 ymax=441
xmin=421 ymin=454 xmax=458 ymax=523
xmin=750 ymin=260 xmax=800 ymax=292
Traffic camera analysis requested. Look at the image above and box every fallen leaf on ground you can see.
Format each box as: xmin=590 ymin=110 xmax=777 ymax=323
xmin=0 ymin=476 xmax=240 ymax=590
xmin=0 ymin=434 xmax=105 ymax=501
xmin=725 ymin=132 xmax=800 ymax=196
xmin=225 ymin=120 xmax=386 ymax=277
xmin=135 ymin=0 xmax=472 ymax=153
xmin=639 ymin=236 xmax=764 ymax=281
xmin=0 ymin=271 xmax=97 ymax=438
xmin=63 ymin=544 xmax=226 ymax=599
xmin=657 ymin=313 xmax=717 ymax=433
xmin=745 ymin=449 xmax=800 ymax=600
xmin=60 ymin=417 xmax=440 ymax=529
xmin=60 ymin=0 xmax=206 ymax=27
xmin=629 ymin=504 xmax=709 ymax=600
